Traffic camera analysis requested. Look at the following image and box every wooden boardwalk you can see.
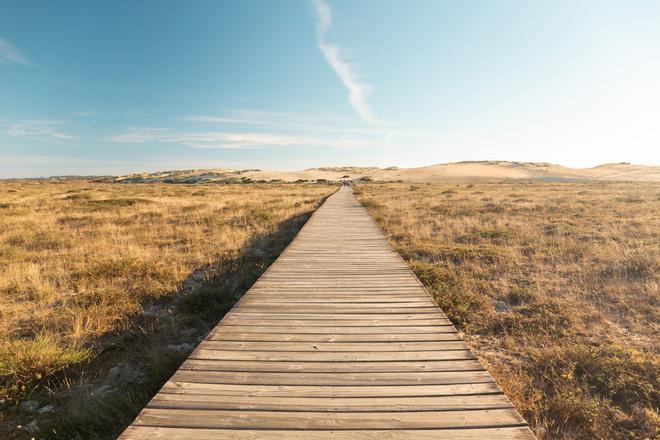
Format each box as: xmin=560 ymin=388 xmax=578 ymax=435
xmin=120 ymin=186 xmax=534 ymax=439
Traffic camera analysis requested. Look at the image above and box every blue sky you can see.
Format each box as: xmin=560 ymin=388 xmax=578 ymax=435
xmin=1 ymin=0 xmax=659 ymax=177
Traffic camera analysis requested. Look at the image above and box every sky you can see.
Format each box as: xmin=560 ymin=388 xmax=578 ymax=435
xmin=1 ymin=0 xmax=659 ymax=178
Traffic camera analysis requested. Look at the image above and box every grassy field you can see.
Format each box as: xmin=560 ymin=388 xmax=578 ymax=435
xmin=0 ymin=180 xmax=334 ymax=438
xmin=2 ymin=179 xmax=657 ymax=439
xmin=355 ymin=181 xmax=659 ymax=439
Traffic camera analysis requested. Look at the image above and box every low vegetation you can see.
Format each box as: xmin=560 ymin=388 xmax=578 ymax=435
xmin=0 ymin=180 xmax=334 ymax=438
xmin=355 ymin=181 xmax=659 ymax=440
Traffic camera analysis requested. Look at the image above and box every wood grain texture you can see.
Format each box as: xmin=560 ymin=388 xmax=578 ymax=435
xmin=119 ymin=186 xmax=534 ymax=439
xmin=121 ymin=426 xmax=536 ymax=440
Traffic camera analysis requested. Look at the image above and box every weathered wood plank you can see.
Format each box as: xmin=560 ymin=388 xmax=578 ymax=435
xmin=120 ymin=426 xmax=536 ymax=440
xmin=220 ymin=318 xmax=452 ymax=326
xmin=132 ymin=408 xmax=527 ymax=429
xmin=189 ymin=350 xmax=476 ymax=362
xmin=211 ymin=325 xmax=457 ymax=334
xmin=170 ymin=370 xmax=495 ymax=386
xmin=224 ymin=313 xmax=448 ymax=320
xmin=238 ymin=298 xmax=434 ymax=304
xmin=207 ymin=332 xmax=457 ymax=342
xmin=146 ymin=393 xmax=512 ymax=411
xmin=159 ymin=381 xmax=503 ymax=397
xmin=197 ymin=340 xmax=466 ymax=352
xmin=234 ymin=306 xmax=440 ymax=313
xmin=180 ymin=359 xmax=485 ymax=373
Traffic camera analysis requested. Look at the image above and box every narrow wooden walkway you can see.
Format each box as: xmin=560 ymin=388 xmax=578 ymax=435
xmin=120 ymin=186 xmax=534 ymax=439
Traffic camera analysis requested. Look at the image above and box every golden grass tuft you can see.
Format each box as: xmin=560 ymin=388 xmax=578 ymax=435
xmin=0 ymin=334 xmax=93 ymax=398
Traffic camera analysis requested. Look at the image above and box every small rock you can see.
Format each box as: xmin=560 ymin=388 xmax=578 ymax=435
xmin=180 ymin=328 xmax=197 ymax=339
xmin=181 ymin=268 xmax=209 ymax=294
xmin=92 ymin=384 xmax=115 ymax=397
xmin=251 ymin=248 xmax=266 ymax=257
xmin=21 ymin=400 xmax=39 ymax=411
xmin=144 ymin=305 xmax=167 ymax=318
xmin=25 ymin=420 xmax=39 ymax=432
xmin=494 ymin=300 xmax=512 ymax=312
xmin=106 ymin=362 xmax=143 ymax=384
xmin=38 ymin=404 xmax=54 ymax=414
xmin=166 ymin=343 xmax=193 ymax=353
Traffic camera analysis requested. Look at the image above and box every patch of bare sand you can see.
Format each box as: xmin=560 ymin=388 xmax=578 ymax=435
xmin=112 ymin=161 xmax=660 ymax=183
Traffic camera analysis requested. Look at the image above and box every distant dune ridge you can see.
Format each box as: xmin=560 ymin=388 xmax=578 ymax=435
xmin=107 ymin=161 xmax=659 ymax=184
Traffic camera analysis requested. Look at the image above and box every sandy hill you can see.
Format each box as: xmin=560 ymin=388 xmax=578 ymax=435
xmin=107 ymin=161 xmax=658 ymax=184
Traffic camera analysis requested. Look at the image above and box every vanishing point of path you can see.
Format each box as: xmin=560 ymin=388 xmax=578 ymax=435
xmin=120 ymin=186 xmax=535 ymax=439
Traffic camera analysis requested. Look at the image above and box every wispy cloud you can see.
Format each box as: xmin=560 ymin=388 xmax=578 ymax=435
xmin=183 ymin=109 xmax=384 ymax=135
xmin=110 ymin=127 xmax=381 ymax=150
xmin=183 ymin=116 xmax=248 ymax=125
xmin=110 ymin=128 xmax=168 ymax=143
xmin=312 ymin=0 xmax=377 ymax=124
xmin=116 ymin=109 xmax=430 ymax=150
xmin=7 ymin=120 xmax=76 ymax=142
xmin=0 ymin=38 xmax=31 ymax=66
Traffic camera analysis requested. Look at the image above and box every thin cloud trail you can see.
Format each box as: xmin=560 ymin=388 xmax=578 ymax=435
xmin=0 ymin=38 xmax=31 ymax=65
xmin=312 ymin=0 xmax=377 ymax=124
xmin=7 ymin=120 xmax=75 ymax=142
xmin=183 ymin=110 xmax=385 ymax=135
xmin=110 ymin=128 xmax=383 ymax=150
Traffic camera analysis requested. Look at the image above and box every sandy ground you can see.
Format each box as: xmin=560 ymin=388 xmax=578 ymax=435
xmin=113 ymin=161 xmax=659 ymax=183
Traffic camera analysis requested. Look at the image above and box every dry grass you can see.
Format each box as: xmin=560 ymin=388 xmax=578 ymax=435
xmin=355 ymin=181 xmax=659 ymax=440
xmin=0 ymin=180 xmax=334 ymax=438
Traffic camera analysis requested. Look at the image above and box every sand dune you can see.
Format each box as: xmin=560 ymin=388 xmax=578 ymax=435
xmin=111 ymin=161 xmax=659 ymax=184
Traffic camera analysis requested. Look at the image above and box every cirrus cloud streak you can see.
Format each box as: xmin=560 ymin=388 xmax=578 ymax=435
xmin=0 ymin=38 xmax=30 ymax=65
xmin=312 ymin=0 xmax=377 ymax=124
xmin=6 ymin=120 xmax=76 ymax=142
xmin=110 ymin=127 xmax=383 ymax=150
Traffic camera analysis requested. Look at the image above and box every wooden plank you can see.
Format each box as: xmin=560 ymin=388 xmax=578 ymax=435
xmin=132 ymin=408 xmax=527 ymax=429
xmin=220 ymin=319 xmax=452 ymax=327
xmin=234 ymin=306 xmax=440 ymax=313
xmin=171 ymin=370 xmax=495 ymax=385
xmin=180 ymin=359 xmax=485 ymax=373
xmin=190 ymin=350 xmax=476 ymax=362
xmin=197 ymin=340 xmax=466 ymax=352
xmin=147 ymin=393 xmax=512 ymax=411
xmin=238 ymin=298 xmax=434 ymax=303
xmin=249 ymin=289 xmax=426 ymax=293
xmin=159 ymin=381 xmax=503 ymax=397
xmin=225 ymin=313 xmax=447 ymax=320
xmin=121 ymin=426 xmax=535 ymax=440
xmin=211 ymin=325 xmax=457 ymax=334
xmin=207 ymin=332 xmax=457 ymax=342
